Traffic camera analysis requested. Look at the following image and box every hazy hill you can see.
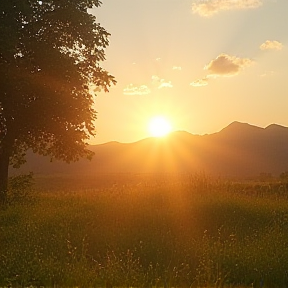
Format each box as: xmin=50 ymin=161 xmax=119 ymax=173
xmin=12 ymin=121 xmax=288 ymax=178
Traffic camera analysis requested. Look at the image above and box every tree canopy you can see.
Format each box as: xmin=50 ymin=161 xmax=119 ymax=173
xmin=0 ymin=0 xmax=116 ymax=204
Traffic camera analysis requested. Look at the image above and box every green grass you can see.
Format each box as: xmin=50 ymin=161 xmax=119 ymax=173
xmin=1 ymin=174 xmax=288 ymax=287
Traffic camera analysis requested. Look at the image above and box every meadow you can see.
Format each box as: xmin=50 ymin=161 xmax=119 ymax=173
xmin=1 ymin=173 xmax=288 ymax=287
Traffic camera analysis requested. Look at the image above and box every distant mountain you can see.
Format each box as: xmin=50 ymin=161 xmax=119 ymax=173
xmin=12 ymin=121 xmax=288 ymax=178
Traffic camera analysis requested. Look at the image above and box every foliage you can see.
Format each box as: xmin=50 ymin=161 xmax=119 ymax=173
xmin=7 ymin=173 xmax=35 ymax=205
xmin=0 ymin=0 xmax=116 ymax=203
xmin=1 ymin=174 xmax=288 ymax=287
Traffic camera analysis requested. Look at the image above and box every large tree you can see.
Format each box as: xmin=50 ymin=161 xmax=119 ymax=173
xmin=0 ymin=0 xmax=116 ymax=204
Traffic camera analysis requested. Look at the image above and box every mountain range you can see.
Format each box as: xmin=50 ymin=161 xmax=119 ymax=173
xmin=13 ymin=121 xmax=288 ymax=178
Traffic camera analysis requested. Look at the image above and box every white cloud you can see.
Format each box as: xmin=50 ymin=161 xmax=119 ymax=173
xmin=205 ymin=53 xmax=254 ymax=77
xmin=152 ymin=75 xmax=160 ymax=83
xmin=158 ymin=81 xmax=173 ymax=89
xmin=260 ymin=40 xmax=283 ymax=51
xmin=152 ymin=75 xmax=173 ymax=89
xmin=173 ymin=66 xmax=182 ymax=70
xmin=192 ymin=0 xmax=263 ymax=17
xmin=123 ymin=84 xmax=151 ymax=95
xmin=190 ymin=78 xmax=208 ymax=87
xmin=260 ymin=70 xmax=275 ymax=77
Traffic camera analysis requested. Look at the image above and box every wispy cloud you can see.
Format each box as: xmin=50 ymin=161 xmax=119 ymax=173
xmin=158 ymin=81 xmax=173 ymax=89
xmin=260 ymin=70 xmax=275 ymax=77
xmin=123 ymin=84 xmax=151 ymax=95
xmin=173 ymin=66 xmax=182 ymax=70
xmin=205 ymin=53 xmax=254 ymax=77
xmin=192 ymin=0 xmax=263 ymax=17
xmin=152 ymin=75 xmax=173 ymax=89
xmin=260 ymin=40 xmax=283 ymax=51
xmin=152 ymin=75 xmax=160 ymax=83
xmin=190 ymin=78 xmax=208 ymax=87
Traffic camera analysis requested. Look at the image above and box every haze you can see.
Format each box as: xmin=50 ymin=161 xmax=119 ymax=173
xmin=90 ymin=0 xmax=288 ymax=144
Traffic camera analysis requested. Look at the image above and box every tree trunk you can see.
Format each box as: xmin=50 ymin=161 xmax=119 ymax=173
xmin=0 ymin=146 xmax=10 ymax=206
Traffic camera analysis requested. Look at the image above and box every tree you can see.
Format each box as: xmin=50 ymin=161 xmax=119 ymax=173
xmin=0 ymin=0 xmax=116 ymax=204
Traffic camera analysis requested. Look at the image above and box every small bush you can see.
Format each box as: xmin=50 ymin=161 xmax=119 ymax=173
xmin=7 ymin=173 xmax=35 ymax=205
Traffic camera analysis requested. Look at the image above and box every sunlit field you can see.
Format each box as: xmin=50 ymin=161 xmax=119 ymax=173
xmin=1 ymin=173 xmax=288 ymax=287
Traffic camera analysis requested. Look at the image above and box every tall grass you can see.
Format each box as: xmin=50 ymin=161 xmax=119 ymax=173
xmin=1 ymin=173 xmax=288 ymax=287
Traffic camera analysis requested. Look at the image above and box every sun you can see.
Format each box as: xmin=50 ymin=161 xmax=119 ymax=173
xmin=148 ymin=116 xmax=172 ymax=137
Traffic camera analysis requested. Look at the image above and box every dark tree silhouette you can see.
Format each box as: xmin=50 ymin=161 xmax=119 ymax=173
xmin=0 ymin=0 xmax=116 ymax=204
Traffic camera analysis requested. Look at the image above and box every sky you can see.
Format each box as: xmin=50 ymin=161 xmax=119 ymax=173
xmin=89 ymin=0 xmax=288 ymax=144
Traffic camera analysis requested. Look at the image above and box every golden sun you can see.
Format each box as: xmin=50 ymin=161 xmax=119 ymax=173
xmin=148 ymin=116 xmax=172 ymax=137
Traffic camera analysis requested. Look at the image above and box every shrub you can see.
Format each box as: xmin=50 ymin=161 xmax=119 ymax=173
xmin=7 ymin=173 xmax=35 ymax=205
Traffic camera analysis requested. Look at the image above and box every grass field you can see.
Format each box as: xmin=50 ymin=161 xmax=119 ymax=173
xmin=1 ymin=173 xmax=288 ymax=287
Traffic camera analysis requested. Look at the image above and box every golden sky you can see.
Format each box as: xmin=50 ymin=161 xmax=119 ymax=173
xmin=90 ymin=0 xmax=288 ymax=144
